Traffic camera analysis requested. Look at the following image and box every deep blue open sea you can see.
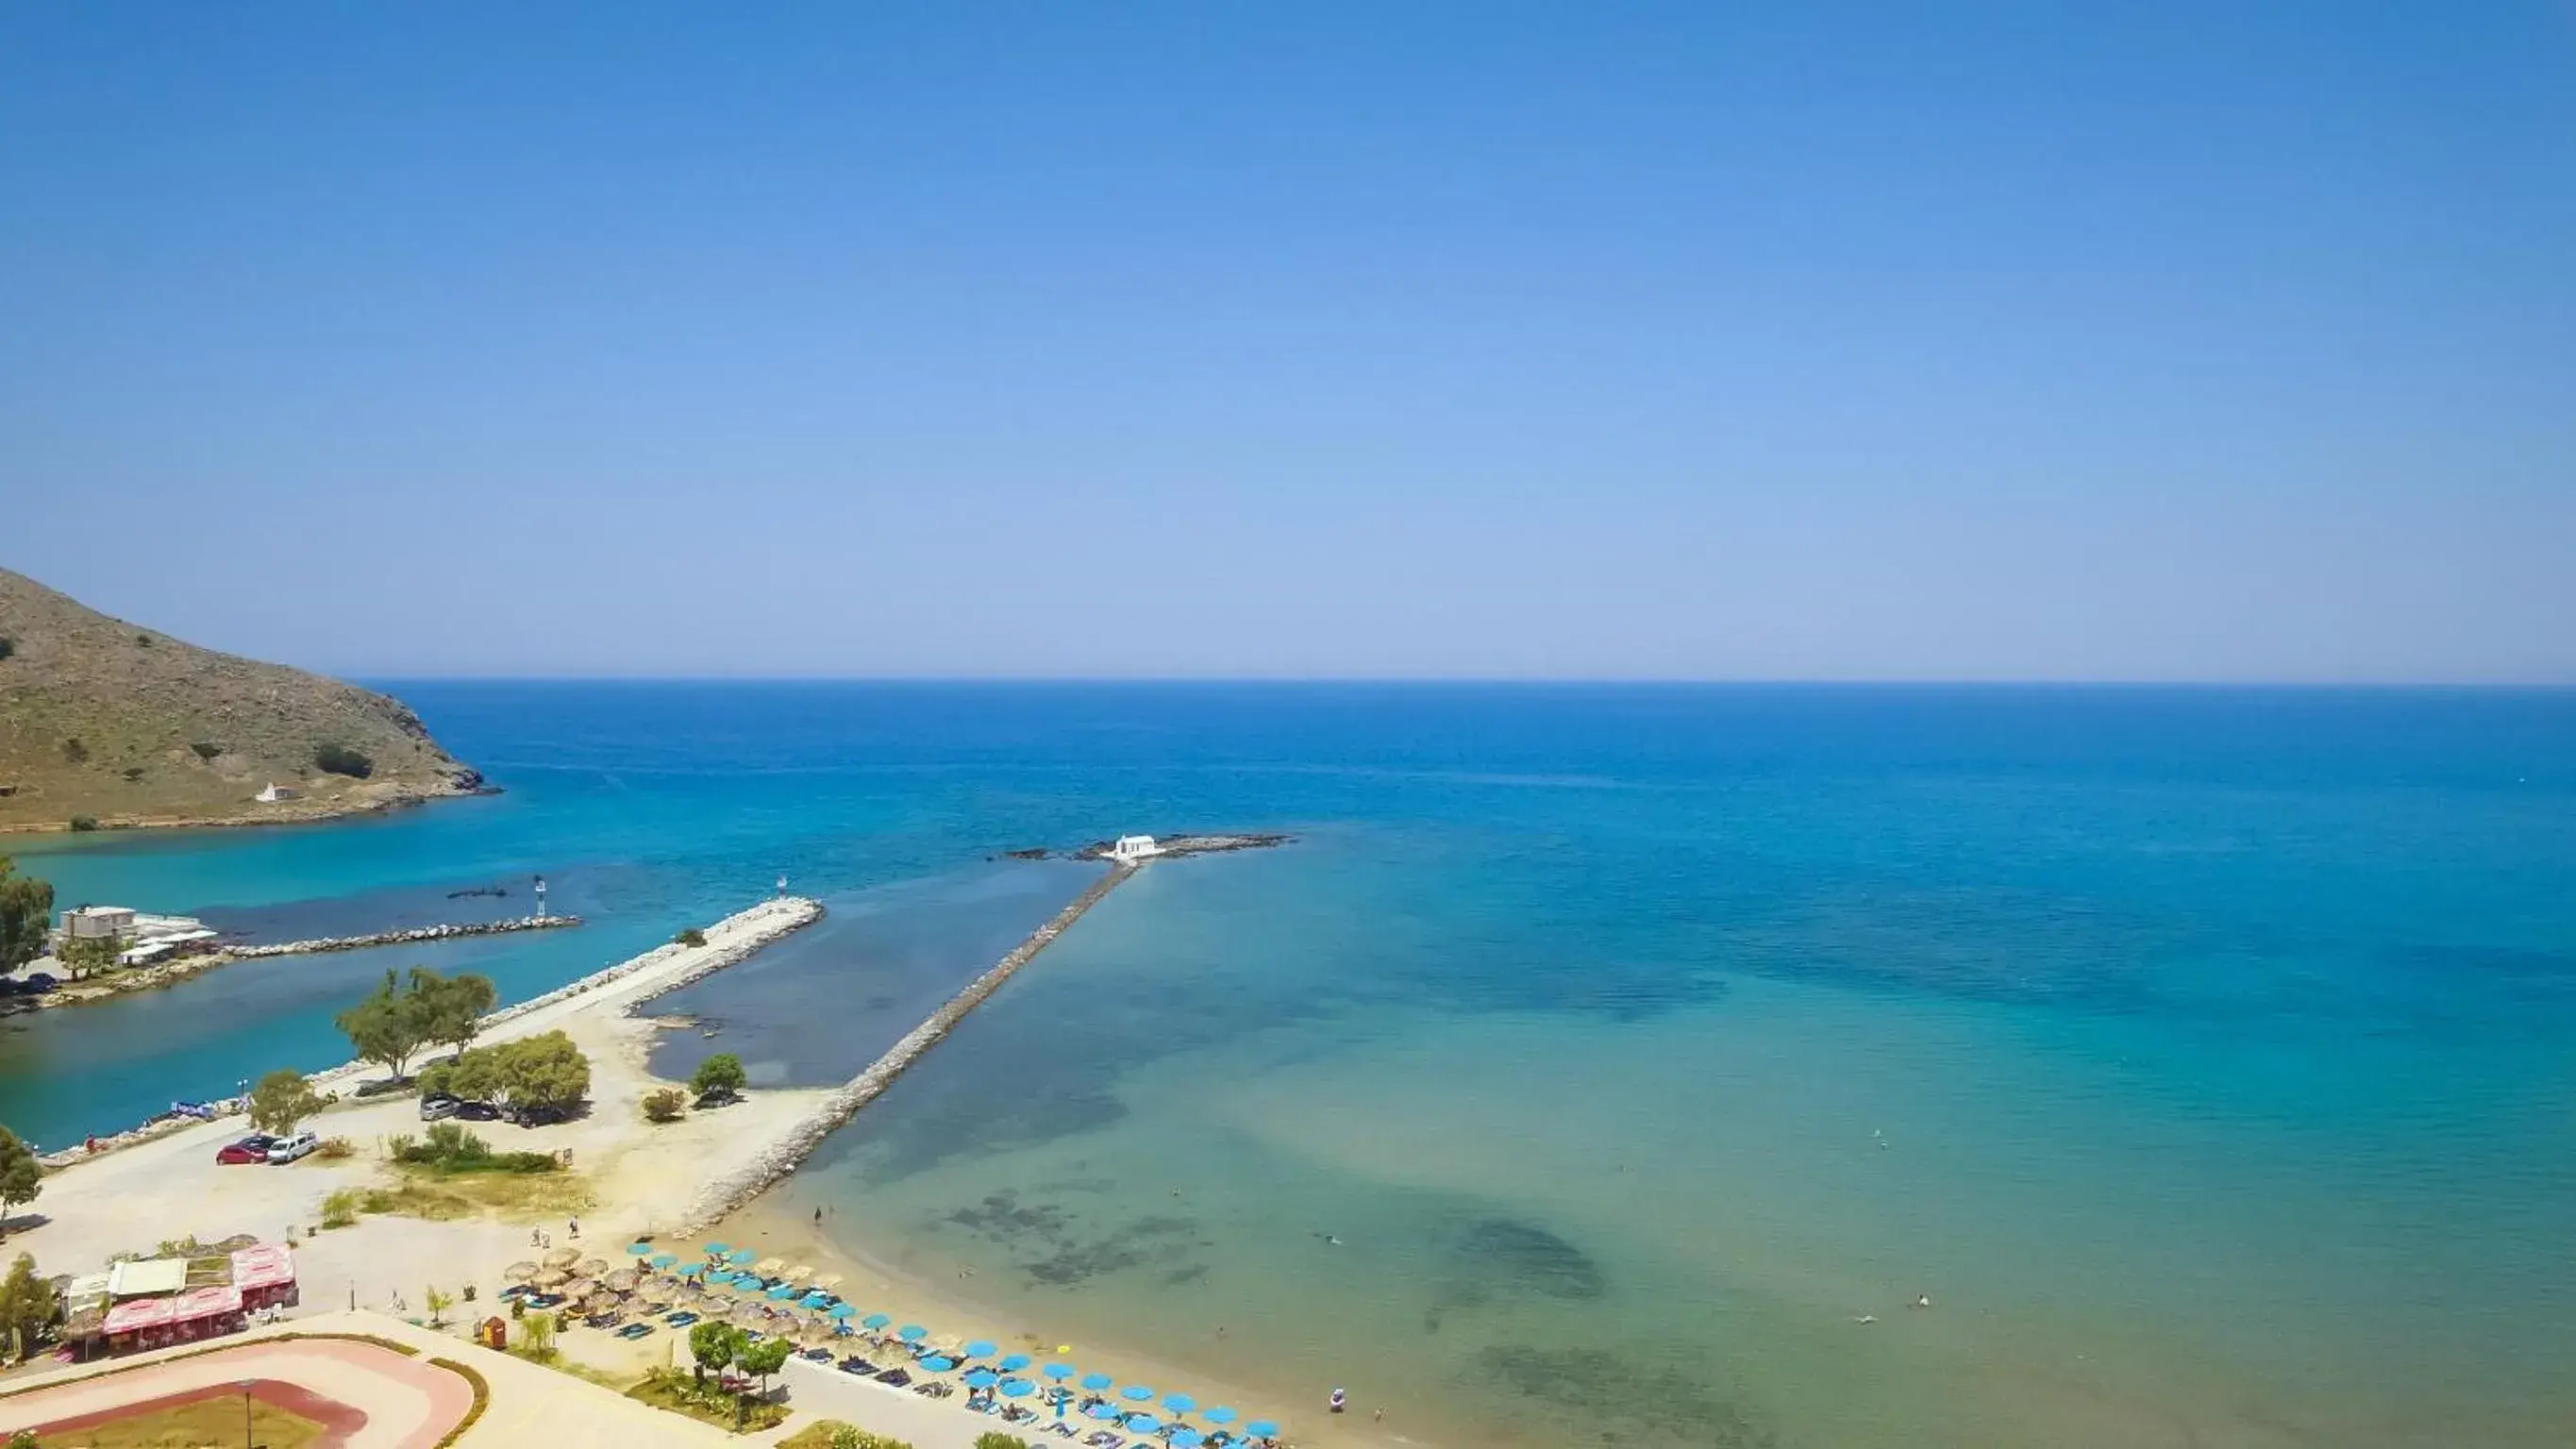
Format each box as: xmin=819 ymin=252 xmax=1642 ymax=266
xmin=5 ymin=683 xmax=2573 ymax=1447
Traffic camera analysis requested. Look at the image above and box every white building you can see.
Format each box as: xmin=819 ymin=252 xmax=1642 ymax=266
xmin=255 ymin=782 xmax=298 ymax=803
xmin=55 ymin=906 xmax=217 ymax=965
xmin=1107 ymin=834 xmax=1163 ymax=862
xmin=61 ymin=906 xmax=137 ymax=941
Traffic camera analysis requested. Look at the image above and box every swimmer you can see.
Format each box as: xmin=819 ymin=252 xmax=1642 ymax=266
xmin=1910 ymin=1293 xmax=1932 ymax=1309
xmin=1852 ymin=1314 xmax=1877 ymax=1324
xmin=1330 ymin=1387 xmax=1347 ymax=1413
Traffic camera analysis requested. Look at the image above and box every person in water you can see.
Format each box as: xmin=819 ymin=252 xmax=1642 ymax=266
xmin=1330 ymin=1387 xmax=1347 ymax=1413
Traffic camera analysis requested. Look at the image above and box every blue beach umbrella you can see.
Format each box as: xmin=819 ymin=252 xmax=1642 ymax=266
xmin=626 ymin=1241 xmax=654 ymax=1257
xmin=964 ymin=1369 xmax=1000 ymax=1389
xmin=1124 ymin=1413 xmax=1160 ymax=1433
xmin=677 ymin=1263 xmax=707 ymax=1279
xmin=1203 ymin=1407 xmax=1237 ymax=1424
xmin=1000 ymin=1378 xmax=1034 ymax=1397
xmin=1120 ymin=1385 xmax=1156 ymax=1403
xmin=896 ymin=1324 xmax=928 ymax=1341
xmin=1172 ymin=1432 xmax=1204 ymax=1448
xmin=726 ymin=1249 xmax=756 ymax=1264
xmin=962 ymin=1339 xmax=997 ymax=1358
xmin=701 ymin=1242 xmax=732 ymax=1256
xmin=1246 ymin=1420 xmax=1280 ymax=1437
xmin=1085 ymin=1404 xmax=1120 ymax=1422
xmin=861 ymin=1313 xmax=891 ymax=1330
xmin=1042 ymin=1363 xmax=1075 ymax=1381
xmin=766 ymin=1284 xmax=798 ymax=1300
xmin=828 ymin=1304 xmax=858 ymax=1319
xmin=1163 ymin=1392 xmax=1196 ymax=1414
xmin=996 ymin=1353 xmax=1030 ymax=1372
xmin=1080 ymin=1373 xmax=1114 ymax=1391
xmin=920 ymin=1356 xmax=956 ymax=1373
xmin=648 ymin=1253 xmax=678 ymax=1270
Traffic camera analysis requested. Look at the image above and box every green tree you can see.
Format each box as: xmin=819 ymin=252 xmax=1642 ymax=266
xmin=246 ymin=1069 xmax=324 ymax=1136
xmin=335 ymin=971 xmax=431 ymax=1079
xmin=410 ymin=967 xmax=498 ymax=1058
xmin=739 ymin=1333 xmax=792 ymax=1395
xmin=0 ymin=1128 xmax=38 ymax=1239
xmin=56 ymin=934 xmax=121 ymax=980
xmin=641 ymin=1088 xmax=686 ymax=1124
xmin=689 ymin=1320 xmax=742 ymax=1380
xmin=425 ymin=1285 xmax=454 ymax=1327
xmin=975 ymin=1436 xmax=1032 ymax=1449
xmin=491 ymin=1031 xmax=590 ymax=1113
xmin=674 ymin=926 xmax=708 ymax=948
xmin=690 ymin=1053 xmax=746 ymax=1102
xmin=520 ymin=1308 xmax=556 ymax=1359
xmin=0 ymin=1252 xmax=58 ymax=1363
xmin=0 ymin=859 xmax=53 ymax=974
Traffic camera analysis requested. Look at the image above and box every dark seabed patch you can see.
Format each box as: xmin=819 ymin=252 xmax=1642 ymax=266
xmin=1471 ymin=1344 xmax=1781 ymax=1448
xmin=1425 ymin=1216 xmax=1606 ymax=1334
xmin=944 ymin=1190 xmax=1073 ymax=1247
xmin=1019 ymin=1214 xmax=1204 ymax=1289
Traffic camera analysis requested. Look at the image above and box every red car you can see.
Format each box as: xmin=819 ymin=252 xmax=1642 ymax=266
xmin=215 ymin=1135 xmax=276 ymax=1165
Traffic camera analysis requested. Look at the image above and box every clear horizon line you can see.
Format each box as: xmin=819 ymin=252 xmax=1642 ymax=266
xmin=339 ymin=673 xmax=2576 ymax=691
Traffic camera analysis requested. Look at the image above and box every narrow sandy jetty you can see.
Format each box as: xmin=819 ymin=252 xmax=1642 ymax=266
xmin=32 ymin=896 xmax=819 ymax=1168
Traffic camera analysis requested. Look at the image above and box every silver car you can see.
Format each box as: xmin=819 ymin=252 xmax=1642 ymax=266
xmin=267 ymin=1132 xmax=319 ymax=1164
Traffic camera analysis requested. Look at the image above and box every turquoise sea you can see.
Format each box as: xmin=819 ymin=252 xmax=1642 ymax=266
xmin=5 ymin=683 xmax=2573 ymax=1447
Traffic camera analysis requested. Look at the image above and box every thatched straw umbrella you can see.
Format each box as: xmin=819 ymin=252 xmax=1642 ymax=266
xmin=504 ymin=1261 xmax=541 ymax=1283
xmin=811 ymin=1273 xmax=843 ymax=1292
xmin=542 ymin=1246 xmax=581 ymax=1270
xmin=728 ymin=1302 xmax=768 ymax=1328
xmin=577 ymin=1257 xmax=611 ymax=1277
xmin=603 ymin=1268 xmax=642 ymax=1293
xmin=531 ymin=1267 xmax=572 ymax=1290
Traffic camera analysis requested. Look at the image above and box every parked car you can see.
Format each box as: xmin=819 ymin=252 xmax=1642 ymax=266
xmin=419 ymin=1093 xmax=460 ymax=1122
xmin=456 ymin=1101 xmax=501 ymax=1122
xmin=267 ymin=1132 xmax=320 ymax=1164
xmin=508 ymin=1104 xmax=569 ymax=1127
xmin=216 ymin=1135 xmax=276 ymax=1165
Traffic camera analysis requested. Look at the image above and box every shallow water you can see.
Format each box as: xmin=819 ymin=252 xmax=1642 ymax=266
xmin=5 ymin=682 xmax=2571 ymax=1446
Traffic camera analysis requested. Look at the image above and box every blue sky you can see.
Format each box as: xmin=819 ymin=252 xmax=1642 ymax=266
xmin=4 ymin=4 xmax=2570 ymax=680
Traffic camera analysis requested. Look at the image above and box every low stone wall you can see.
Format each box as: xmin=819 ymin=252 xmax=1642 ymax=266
xmin=671 ymin=863 xmax=1136 ymax=1232
xmin=229 ymin=915 xmax=584 ymax=958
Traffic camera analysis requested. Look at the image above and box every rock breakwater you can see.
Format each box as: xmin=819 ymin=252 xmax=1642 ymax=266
xmin=230 ymin=914 xmax=584 ymax=958
xmin=672 ymin=862 xmax=1139 ymax=1231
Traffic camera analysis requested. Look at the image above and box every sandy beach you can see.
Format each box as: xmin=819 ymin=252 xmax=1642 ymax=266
xmin=11 ymin=899 xmax=827 ymax=1310
xmin=7 ymin=891 xmax=1389 ymax=1446
xmin=713 ymin=1197 xmax=1413 ymax=1449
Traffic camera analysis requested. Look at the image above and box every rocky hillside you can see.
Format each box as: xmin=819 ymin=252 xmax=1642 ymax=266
xmin=0 ymin=568 xmax=485 ymax=831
